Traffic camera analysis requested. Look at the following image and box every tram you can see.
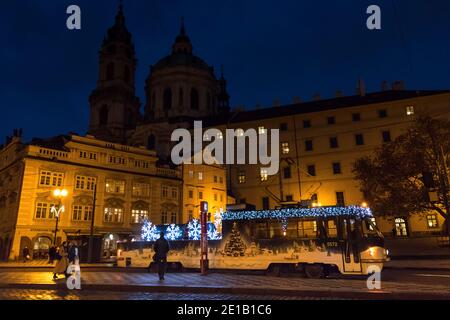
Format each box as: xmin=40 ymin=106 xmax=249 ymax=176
xmin=117 ymin=206 xmax=389 ymax=278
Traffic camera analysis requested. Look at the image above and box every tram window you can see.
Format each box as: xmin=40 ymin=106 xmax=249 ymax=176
xmin=269 ymin=221 xmax=283 ymax=239
xmin=327 ymin=219 xmax=338 ymax=238
xmin=255 ymin=223 xmax=268 ymax=239
xmin=286 ymin=220 xmax=299 ymax=238
xmin=298 ymin=220 xmax=318 ymax=238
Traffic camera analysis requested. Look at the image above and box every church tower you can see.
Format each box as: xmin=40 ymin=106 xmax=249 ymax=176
xmin=88 ymin=2 xmax=141 ymax=143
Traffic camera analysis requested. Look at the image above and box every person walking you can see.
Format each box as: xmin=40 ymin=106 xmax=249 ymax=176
xmin=48 ymin=246 xmax=56 ymax=264
xmin=68 ymin=242 xmax=80 ymax=265
xmin=53 ymin=243 xmax=68 ymax=280
xmin=153 ymin=231 xmax=170 ymax=281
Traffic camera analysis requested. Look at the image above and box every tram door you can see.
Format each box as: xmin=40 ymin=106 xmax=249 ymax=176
xmin=340 ymin=218 xmax=362 ymax=273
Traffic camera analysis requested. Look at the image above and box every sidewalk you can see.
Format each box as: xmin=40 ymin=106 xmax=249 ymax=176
xmin=0 ymin=261 xmax=114 ymax=268
xmin=385 ymin=259 xmax=450 ymax=270
xmin=0 ymin=271 xmax=449 ymax=300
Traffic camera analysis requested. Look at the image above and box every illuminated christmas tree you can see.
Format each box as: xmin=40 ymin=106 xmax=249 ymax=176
xmin=224 ymin=222 xmax=247 ymax=257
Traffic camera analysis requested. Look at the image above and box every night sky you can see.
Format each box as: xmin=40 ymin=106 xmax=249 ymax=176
xmin=1 ymin=0 xmax=450 ymax=142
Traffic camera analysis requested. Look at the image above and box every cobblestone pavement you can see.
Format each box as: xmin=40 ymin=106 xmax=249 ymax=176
xmin=0 ymin=269 xmax=449 ymax=298
xmin=0 ymin=289 xmax=347 ymax=300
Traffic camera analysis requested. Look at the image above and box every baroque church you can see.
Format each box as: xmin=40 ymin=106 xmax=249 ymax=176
xmin=88 ymin=4 xmax=230 ymax=160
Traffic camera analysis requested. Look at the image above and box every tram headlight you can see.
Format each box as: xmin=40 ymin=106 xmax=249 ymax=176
xmin=369 ymin=247 xmax=376 ymax=257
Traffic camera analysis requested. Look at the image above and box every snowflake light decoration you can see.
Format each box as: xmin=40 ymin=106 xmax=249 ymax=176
xmin=207 ymin=223 xmax=222 ymax=240
xmin=166 ymin=224 xmax=183 ymax=241
xmin=141 ymin=220 xmax=159 ymax=242
xmin=188 ymin=219 xmax=201 ymax=240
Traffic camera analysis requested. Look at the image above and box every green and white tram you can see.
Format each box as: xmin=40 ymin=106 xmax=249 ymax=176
xmin=118 ymin=206 xmax=389 ymax=278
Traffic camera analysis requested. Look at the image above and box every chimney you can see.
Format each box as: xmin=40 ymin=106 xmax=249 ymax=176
xmin=357 ymin=79 xmax=366 ymax=97
xmin=335 ymin=90 xmax=343 ymax=98
xmin=313 ymin=94 xmax=321 ymax=101
xmin=292 ymin=96 xmax=301 ymax=104
xmin=392 ymin=81 xmax=405 ymax=91
xmin=273 ymin=98 xmax=281 ymax=107
xmin=381 ymin=80 xmax=389 ymax=91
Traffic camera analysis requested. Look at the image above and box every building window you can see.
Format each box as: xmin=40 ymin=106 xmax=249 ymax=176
xmin=188 ymin=190 xmax=194 ymax=199
xmin=258 ymin=126 xmax=267 ymax=135
xmin=378 ymin=109 xmax=388 ymax=118
xmin=382 ymin=131 xmax=392 ymax=143
xmin=283 ymin=166 xmax=292 ymax=179
xmin=307 ymin=165 xmax=316 ymax=177
xmin=35 ymin=203 xmax=56 ymax=220
xmin=104 ymin=207 xmax=123 ymax=223
xmin=406 ymin=106 xmax=415 ymax=116
xmin=280 ymin=123 xmax=288 ymax=131
xmin=303 ymin=120 xmax=311 ymax=128
xmin=75 ymin=176 xmax=96 ymax=191
xmin=105 ymin=180 xmax=125 ymax=194
xmin=188 ymin=171 xmax=194 ymax=178
xmin=171 ymin=188 xmax=178 ymax=199
xmin=219 ymin=177 xmax=224 ymax=184
xmin=305 ymin=140 xmax=313 ymax=151
xmin=132 ymin=183 xmax=150 ymax=197
xmin=262 ymin=197 xmax=270 ymax=210
xmin=329 ymin=137 xmax=339 ymax=149
xmin=162 ymin=186 xmax=169 ymax=198
xmin=214 ymin=193 xmax=218 ymax=201
xmin=282 ymin=142 xmax=290 ymax=154
xmin=161 ymin=212 xmax=168 ymax=224
xmin=171 ymin=212 xmax=177 ymax=224
xmin=311 ymin=193 xmax=318 ymax=203
xmin=131 ymin=210 xmax=149 ymax=224
xmin=286 ymin=195 xmax=294 ymax=202
xmin=39 ymin=171 xmax=64 ymax=187
xmin=99 ymin=105 xmax=109 ymax=127
xmin=214 ymin=176 xmax=218 ymax=183
xmin=332 ymin=162 xmax=342 ymax=175
xmin=188 ymin=210 xmax=193 ymax=221
xmin=238 ymin=172 xmax=246 ymax=184
xmin=427 ymin=214 xmax=438 ymax=229
xmin=327 ymin=116 xmax=336 ymax=125
xmin=355 ymin=134 xmax=365 ymax=146
xmin=352 ymin=113 xmax=361 ymax=122
xmin=260 ymin=169 xmax=269 ymax=182
xmin=163 ymin=88 xmax=172 ymax=110
xmin=395 ymin=218 xmax=408 ymax=237
xmin=73 ymin=205 xmax=92 ymax=222
xmin=336 ymin=192 xmax=345 ymax=206
xmin=198 ymin=172 xmax=203 ymax=181
xmin=199 ymin=191 xmax=204 ymax=200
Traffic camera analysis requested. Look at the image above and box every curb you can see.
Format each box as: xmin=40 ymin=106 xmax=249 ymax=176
xmin=0 ymin=283 xmax=449 ymax=300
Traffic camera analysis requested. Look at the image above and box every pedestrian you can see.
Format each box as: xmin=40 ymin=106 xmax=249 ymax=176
xmin=48 ymin=246 xmax=56 ymax=264
xmin=22 ymin=246 xmax=30 ymax=263
xmin=153 ymin=231 xmax=170 ymax=281
xmin=68 ymin=242 xmax=79 ymax=265
xmin=53 ymin=243 xmax=69 ymax=280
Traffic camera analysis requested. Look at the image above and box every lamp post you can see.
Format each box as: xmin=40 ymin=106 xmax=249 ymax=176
xmin=52 ymin=189 xmax=68 ymax=246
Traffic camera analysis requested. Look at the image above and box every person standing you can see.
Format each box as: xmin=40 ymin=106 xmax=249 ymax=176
xmin=53 ymin=243 xmax=68 ymax=280
xmin=153 ymin=231 xmax=170 ymax=281
xmin=22 ymin=246 xmax=30 ymax=263
xmin=48 ymin=246 xmax=56 ymax=264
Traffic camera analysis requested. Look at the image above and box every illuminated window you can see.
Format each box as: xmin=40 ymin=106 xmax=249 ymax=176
xmin=327 ymin=219 xmax=338 ymax=237
xmin=217 ymin=132 xmax=223 ymax=139
xmin=258 ymin=126 xmax=267 ymax=135
xmin=238 ymin=172 xmax=246 ymax=184
xmin=105 ymin=180 xmax=125 ymax=194
xmin=236 ymin=129 xmax=245 ymax=137
xmin=406 ymin=106 xmax=415 ymax=116
xmin=131 ymin=210 xmax=149 ymax=224
xmin=35 ymin=203 xmax=56 ymax=220
xmin=260 ymin=169 xmax=268 ymax=182
xmin=39 ymin=171 xmax=64 ymax=187
xmin=282 ymin=142 xmax=290 ymax=154
xmin=104 ymin=207 xmax=123 ymax=223
xmin=394 ymin=218 xmax=408 ymax=237
xmin=198 ymin=172 xmax=203 ymax=181
xmin=298 ymin=220 xmax=318 ymax=238
xmin=427 ymin=214 xmax=438 ymax=229
xmin=75 ymin=176 xmax=96 ymax=191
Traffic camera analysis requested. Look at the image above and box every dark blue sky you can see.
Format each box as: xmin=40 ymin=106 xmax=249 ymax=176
xmin=1 ymin=0 xmax=450 ymax=141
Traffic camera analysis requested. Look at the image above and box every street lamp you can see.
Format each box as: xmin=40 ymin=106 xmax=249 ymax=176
xmin=52 ymin=188 xmax=68 ymax=245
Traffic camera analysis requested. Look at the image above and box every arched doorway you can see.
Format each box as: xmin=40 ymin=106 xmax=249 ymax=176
xmin=19 ymin=236 xmax=32 ymax=260
xmin=33 ymin=236 xmax=52 ymax=260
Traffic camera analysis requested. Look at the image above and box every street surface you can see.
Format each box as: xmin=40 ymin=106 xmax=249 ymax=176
xmin=0 ymin=268 xmax=449 ymax=300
